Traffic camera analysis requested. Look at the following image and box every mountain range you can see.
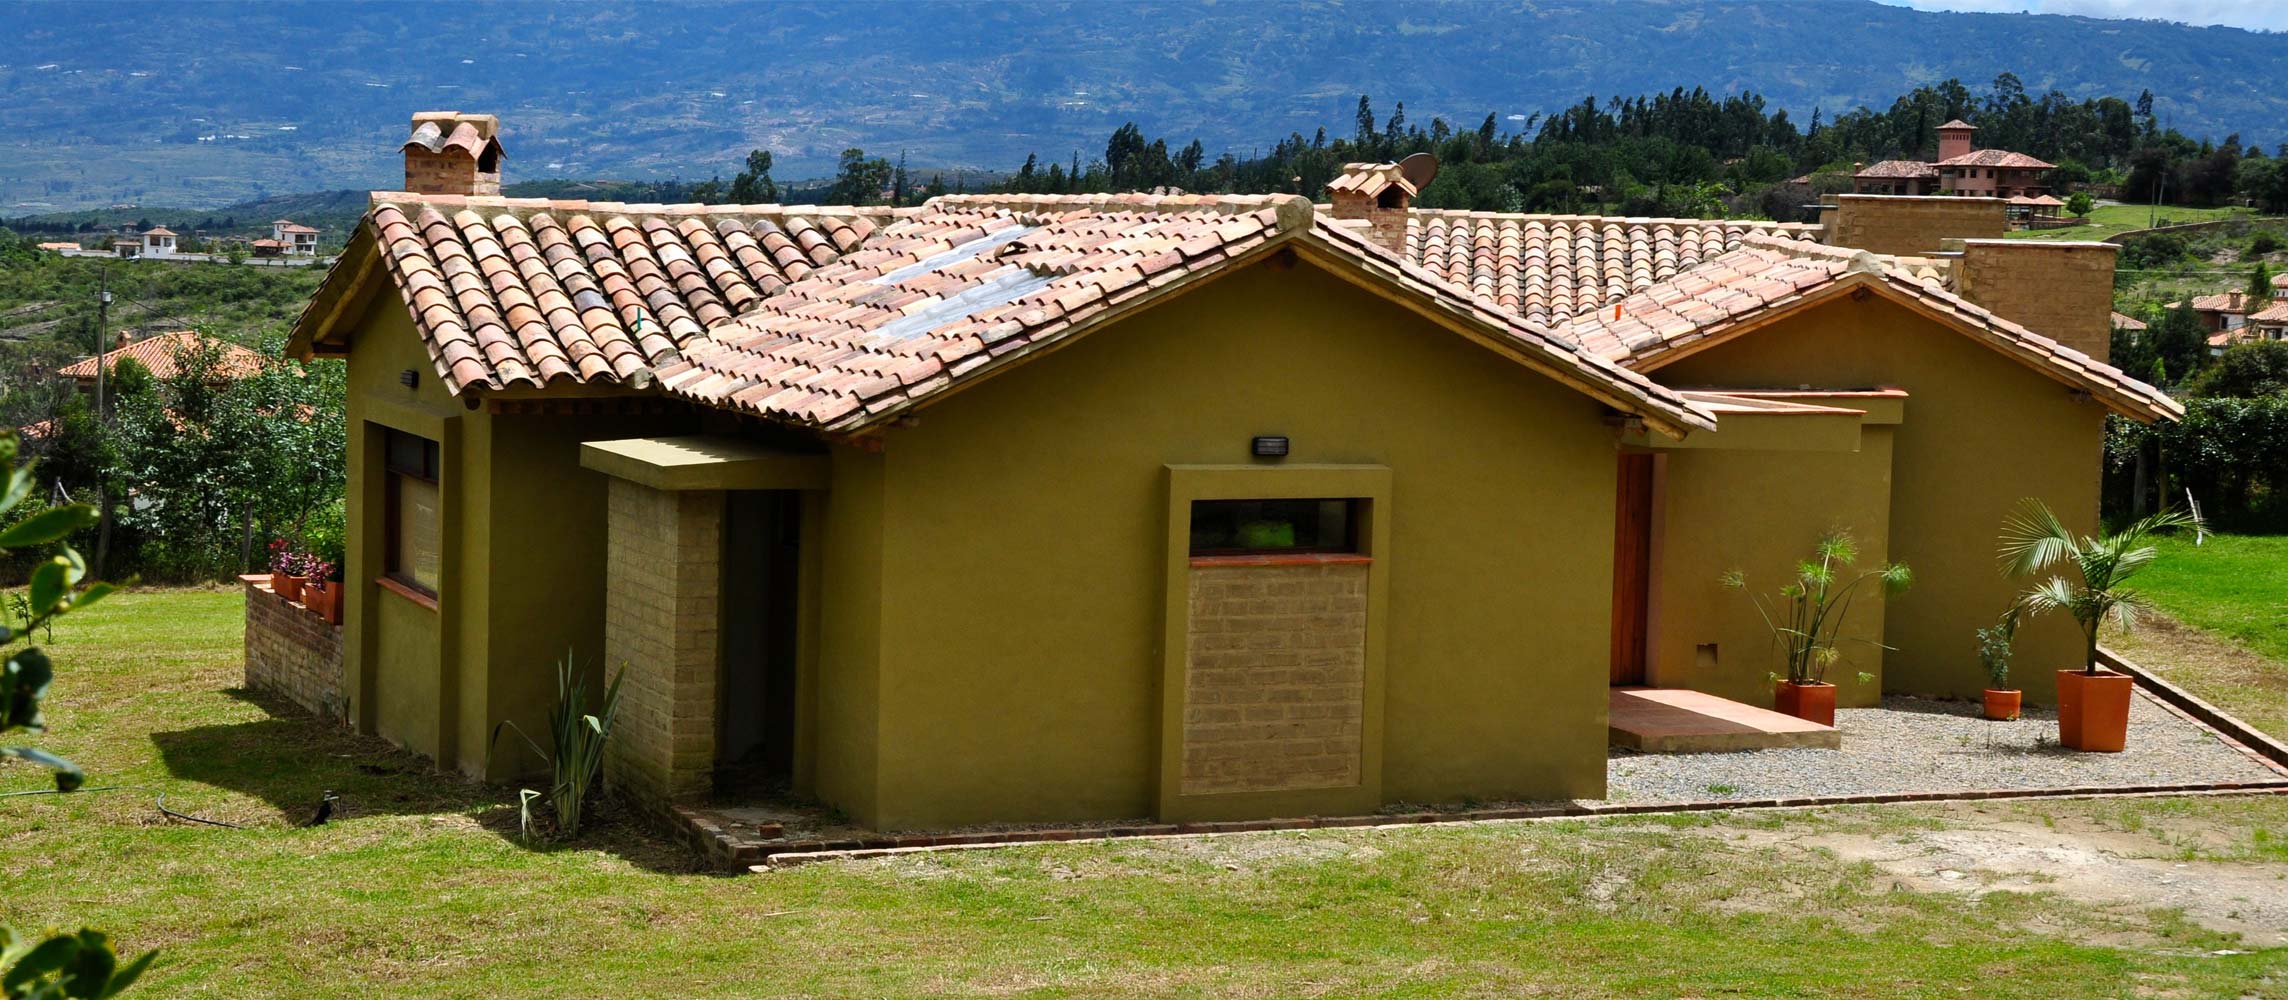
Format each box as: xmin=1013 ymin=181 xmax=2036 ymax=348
xmin=4 ymin=0 xmax=2285 ymax=211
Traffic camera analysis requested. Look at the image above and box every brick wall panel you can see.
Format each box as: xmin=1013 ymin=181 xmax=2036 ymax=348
xmin=240 ymin=576 xmax=346 ymax=724
xmin=1180 ymin=562 xmax=1368 ymax=795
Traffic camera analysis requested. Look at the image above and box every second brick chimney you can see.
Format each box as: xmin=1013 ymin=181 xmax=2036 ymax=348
xmin=1952 ymin=239 xmax=2119 ymax=364
xmin=402 ymin=111 xmax=504 ymax=196
xmin=1326 ymin=158 xmax=1431 ymax=253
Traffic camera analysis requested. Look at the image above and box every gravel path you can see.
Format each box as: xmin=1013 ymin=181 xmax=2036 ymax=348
xmin=1605 ymin=692 xmax=2284 ymax=804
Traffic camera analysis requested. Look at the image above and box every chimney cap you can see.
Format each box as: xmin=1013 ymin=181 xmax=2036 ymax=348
xmin=403 ymin=111 xmax=504 ymax=159
xmin=1938 ymin=118 xmax=1978 ymax=131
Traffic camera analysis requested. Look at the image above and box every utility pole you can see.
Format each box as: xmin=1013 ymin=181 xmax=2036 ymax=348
xmin=93 ymin=268 xmax=113 ymax=580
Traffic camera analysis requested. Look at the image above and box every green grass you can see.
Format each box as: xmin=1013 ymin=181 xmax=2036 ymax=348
xmin=2104 ymin=532 xmax=2288 ymax=741
xmin=5 ymin=589 xmax=2288 ymax=997
xmin=2010 ymin=203 xmax=2251 ymax=242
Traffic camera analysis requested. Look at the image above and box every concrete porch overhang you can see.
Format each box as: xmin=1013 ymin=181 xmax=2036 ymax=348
xmin=581 ymin=435 xmax=829 ymax=491
xmin=1619 ymin=389 xmax=1906 ymax=453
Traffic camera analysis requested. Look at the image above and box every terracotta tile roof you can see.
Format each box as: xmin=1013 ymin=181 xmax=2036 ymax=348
xmin=1555 ymin=235 xmax=2180 ymax=423
xmin=2111 ymin=311 xmax=2147 ymax=331
xmin=2167 ymin=292 xmax=2254 ymax=314
xmin=314 ymin=193 xmax=897 ymax=391
xmin=2249 ymin=300 xmax=2288 ymax=325
xmin=1402 ymin=211 xmax=1823 ymax=325
xmin=142 ymin=226 xmax=177 ymax=237
xmin=655 ymin=197 xmax=1708 ymax=436
xmin=276 ymin=221 xmax=319 ymax=234
xmin=1936 ymin=149 xmax=2056 ymax=170
xmin=1854 ymin=160 xmax=1939 ymax=180
xmin=404 ymin=119 xmax=500 ymax=160
xmin=57 ymin=330 xmax=264 ymax=382
xmin=2273 ymin=272 xmax=2288 ymax=292
xmin=1938 ymin=119 xmax=1978 ymax=130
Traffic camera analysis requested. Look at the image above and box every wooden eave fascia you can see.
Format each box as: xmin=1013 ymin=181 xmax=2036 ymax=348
xmin=1289 ymin=235 xmax=1710 ymax=440
xmin=1631 ymin=270 xmax=2177 ymax=424
xmin=285 ymin=217 xmax=383 ymax=360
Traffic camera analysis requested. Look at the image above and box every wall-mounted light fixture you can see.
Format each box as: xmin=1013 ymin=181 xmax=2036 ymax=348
xmin=399 ymin=369 xmax=419 ymax=389
xmin=1251 ymin=435 xmax=1289 ymax=459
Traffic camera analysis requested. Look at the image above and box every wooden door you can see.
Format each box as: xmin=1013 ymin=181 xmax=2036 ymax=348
xmin=1609 ymin=453 xmax=1655 ymax=685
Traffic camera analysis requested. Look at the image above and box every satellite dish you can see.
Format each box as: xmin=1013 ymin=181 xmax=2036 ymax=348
xmin=1397 ymin=152 xmax=1439 ymax=190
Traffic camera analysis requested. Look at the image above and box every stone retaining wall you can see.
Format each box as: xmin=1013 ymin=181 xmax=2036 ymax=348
xmin=240 ymin=574 xmax=346 ymax=723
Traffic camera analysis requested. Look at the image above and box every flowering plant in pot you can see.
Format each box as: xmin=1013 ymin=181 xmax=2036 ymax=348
xmin=1999 ymin=499 xmax=2198 ymax=752
xmin=1723 ymin=529 xmax=1911 ymax=727
xmin=303 ymin=560 xmax=340 ymax=625
xmin=1975 ymin=608 xmax=2021 ymax=721
xmin=268 ymin=539 xmax=309 ymax=603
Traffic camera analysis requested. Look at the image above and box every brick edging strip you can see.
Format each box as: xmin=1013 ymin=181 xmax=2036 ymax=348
xmin=744 ymin=778 xmax=2288 ymax=870
xmin=2100 ymin=644 xmax=2288 ymax=775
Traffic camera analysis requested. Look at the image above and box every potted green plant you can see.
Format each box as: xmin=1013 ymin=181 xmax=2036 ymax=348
xmin=1975 ymin=608 xmax=2021 ymax=721
xmin=1723 ymin=529 xmax=1912 ymax=726
xmin=1999 ymin=499 xmax=2198 ymax=752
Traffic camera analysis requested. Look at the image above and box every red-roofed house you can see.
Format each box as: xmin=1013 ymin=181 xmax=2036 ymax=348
xmin=58 ymin=330 xmax=265 ymax=391
xmin=277 ymin=113 xmax=2174 ymax=840
xmin=271 ymin=219 xmax=321 ymax=255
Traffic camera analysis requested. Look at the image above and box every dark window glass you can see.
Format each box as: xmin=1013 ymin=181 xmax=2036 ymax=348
xmin=1189 ymin=498 xmax=1360 ymax=556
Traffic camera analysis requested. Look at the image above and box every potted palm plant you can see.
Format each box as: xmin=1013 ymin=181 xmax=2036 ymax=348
xmin=1998 ymin=499 xmax=2198 ymax=752
xmin=1975 ymin=608 xmax=2021 ymax=721
xmin=1724 ymin=529 xmax=1912 ymax=726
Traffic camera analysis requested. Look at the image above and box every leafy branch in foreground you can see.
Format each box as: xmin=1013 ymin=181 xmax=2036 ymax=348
xmin=0 ymin=431 xmax=152 ymax=998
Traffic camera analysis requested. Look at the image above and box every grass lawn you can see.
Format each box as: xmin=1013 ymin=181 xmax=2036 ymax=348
xmin=4 ymin=589 xmax=2287 ymax=998
xmin=2104 ymin=532 xmax=2288 ymax=742
xmin=2008 ymin=202 xmax=2250 ymax=242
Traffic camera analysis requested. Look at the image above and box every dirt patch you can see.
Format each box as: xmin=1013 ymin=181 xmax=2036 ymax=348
xmin=1720 ymin=818 xmax=2288 ymax=947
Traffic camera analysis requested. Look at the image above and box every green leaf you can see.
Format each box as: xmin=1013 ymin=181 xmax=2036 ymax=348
xmin=0 ymin=505 xmax=96 ymax=548
xmin=27 ymin=559 xmax=66 ymax=618
xmin=2 ymin=933 xmax=79 ymax=992
xmin=0 ymin=465 xmax=33 ymax=519
xmin=98 ymin=950 xmax=156 ymax=999
xmin=60 ymin=931 xmax=114 ymax=999
xmin=0 ymin=745 xmax=86 ymax=791
xmin=4 ymin=648 xmax=54 ymax=731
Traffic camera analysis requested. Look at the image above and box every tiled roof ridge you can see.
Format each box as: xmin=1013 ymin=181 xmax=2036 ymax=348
xmin=1403 ymin=207 xmax=1820 ymax=233
xmin=925 ymin=192 xmax=1313 ymax=218
xmin=366 ymin=190 xmax=899 ymax=225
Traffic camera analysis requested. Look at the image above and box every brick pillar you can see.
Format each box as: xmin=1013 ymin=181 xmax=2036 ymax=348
xmin=603 ymin=478 xmax=723 ymax=808
xmin=1954 ymin=240 xmax=2118 ymax=364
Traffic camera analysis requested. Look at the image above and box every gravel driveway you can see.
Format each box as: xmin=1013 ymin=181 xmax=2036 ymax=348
xmin=1605 ymin=693 xmax=2285 ymax=803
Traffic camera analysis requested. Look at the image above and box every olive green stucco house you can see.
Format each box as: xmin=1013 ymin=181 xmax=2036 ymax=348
xmin=286 ymin=114 xmax=2176 ymax=832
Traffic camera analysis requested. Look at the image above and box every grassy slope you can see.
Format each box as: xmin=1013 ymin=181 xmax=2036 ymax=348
xmin=2 ymin=589 xmax=2285 ymax=997
xmin=2105 ymin=533 xmax=2288 ymax=741
xmin=2010 ymin=203 xmax=2251 ymax=242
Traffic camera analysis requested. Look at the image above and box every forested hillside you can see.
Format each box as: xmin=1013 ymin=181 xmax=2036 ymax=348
xmin=5 ymin=0 xmax=2284 ymax=210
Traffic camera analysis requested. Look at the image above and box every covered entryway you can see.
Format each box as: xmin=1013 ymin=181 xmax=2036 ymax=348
xmin=580 ymin=436 xmax=826 ymax=810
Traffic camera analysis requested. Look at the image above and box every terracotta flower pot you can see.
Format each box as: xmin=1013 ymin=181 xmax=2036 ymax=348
xmin=304 ymin=581 xmax=331 ymax=622
xmin=274 ymin=572 xmax=305 ymax=603
xmin=1982 ymin=688 xmax=2022 ymax=721
xmin=1774 ymin=680 xmax=1837 ymax=727
xmin=2056 ymin=669 xmax=2132 ymax=752
xmin=319 ymin=582 xmax=343 ymax=626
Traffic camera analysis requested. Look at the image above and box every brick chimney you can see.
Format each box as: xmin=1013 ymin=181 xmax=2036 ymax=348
xmin=1952 ymin=239 xmax=2118 ymax=364
xmin=1326 ymin=156 xmax=1433 ymax=253
xmin=1936 ymin=119 xmax=1977 ymax=162
xmin=402 ymin=111 xmax=503 ymax=196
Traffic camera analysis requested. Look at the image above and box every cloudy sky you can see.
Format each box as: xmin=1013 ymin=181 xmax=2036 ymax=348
xmin=1883 ymin=0 xmax=2288 ymax=31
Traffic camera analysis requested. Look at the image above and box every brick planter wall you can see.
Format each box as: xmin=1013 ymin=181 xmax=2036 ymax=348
xmin=240 ymin=574 xmax=346 ymax=723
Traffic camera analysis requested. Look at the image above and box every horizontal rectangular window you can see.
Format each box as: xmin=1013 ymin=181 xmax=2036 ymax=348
xmin=1189 ymin=498 xmax=1361 ymax=557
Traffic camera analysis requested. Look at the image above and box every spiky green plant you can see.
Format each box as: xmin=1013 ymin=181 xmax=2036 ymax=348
xmin=1998 ymin=499 xmax=2199 ymax=674
xmin=1722 ymin=529 xmax=1912 ymax=686
xmin=490 ymin=652 xmax=624 ymax=840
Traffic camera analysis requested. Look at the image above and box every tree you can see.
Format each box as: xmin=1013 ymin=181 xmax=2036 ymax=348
xmin=2145 ymin=300 xmax=2208 ymax=384
xmin=2065 ymin=191 xmax=2094 ymax=217
xmin=2249 ymin=263 xmax=2274 ymax=304
xmin=2187 ymin=341 xmax=2288 ymax=399
xmin=2000 ymin=499 xmax=2198 ymax=672
xmin=826 ymin=148 xmax=893 ymax=205
xmin=0 ymin=430 xmax=156 ymax=998
xmin=727 ymin=149 xmax=779 ymax=204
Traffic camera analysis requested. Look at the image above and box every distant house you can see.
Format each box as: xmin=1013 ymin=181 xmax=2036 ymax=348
xmin=2110 ymin=311 xmax=2146 ymax=342
xmin=116 ymin=226 xmax=179 ymax=259
xmin=271 ymin=219 xmax=321 ymax=255
xmin=2163 ymin=291 xmax=2252 ymax=334
xmin=1853 ymin=120 xmax=2055 ymax=200
xmin=2246 ymin=300 xmax=2288 ymax=342
xmin=35 ymin=241 xmax=81 ymax=253
xmin=56 ymin=330 xmax=264 ymax=392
